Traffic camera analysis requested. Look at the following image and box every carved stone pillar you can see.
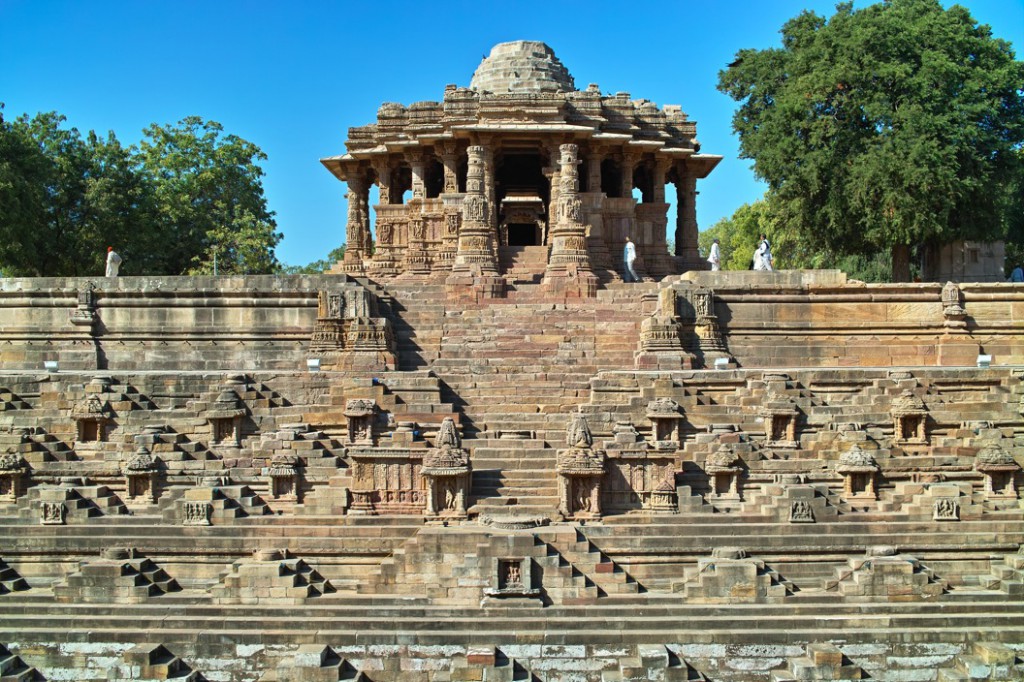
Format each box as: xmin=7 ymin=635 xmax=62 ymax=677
xmin=587 ymin=149 xmax=603 ymax=194
xmin=652 ymin=160 xmax=667 ymax=203
xmin=543 ymin=143 xmax=598 ymax=297
xmin=374 ymin=160 xmax=391 ymax=206
xmin=342 ymin=176 xmax=368 ymax=274
xmin=620 ymin=153 xmax=637 ymax=199
xmin=675 ymin=162 xmax=700 ymax=265
xmin=409 ymin=151 xmax=426 ymax=201
xmin=481 ymin=140 xmax=497 ymax=231
xmin=447 ymin=145 xmax=503 ymax=298
xmin=439 ymin=142 xmax=459 ymax=194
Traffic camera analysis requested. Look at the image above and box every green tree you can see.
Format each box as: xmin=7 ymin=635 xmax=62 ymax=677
xmin=0 ymin=109 xmax=145 ymax=276
xmin=137 ymin=117 xmax=281 ymax=275
xmin=277 ymin=245 xmax=346 ymax=274
xmin=718 ymin=0 xmax=1024 ymax=281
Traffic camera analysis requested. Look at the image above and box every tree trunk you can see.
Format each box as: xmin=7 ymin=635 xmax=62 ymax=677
xmin=891 ymin=244 xmax=911 ymax=282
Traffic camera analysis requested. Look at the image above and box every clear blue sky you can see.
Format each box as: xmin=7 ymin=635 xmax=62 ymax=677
xmin=2 ymin=0 xmax=1021 ymax=267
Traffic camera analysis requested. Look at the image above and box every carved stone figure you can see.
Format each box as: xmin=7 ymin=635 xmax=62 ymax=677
xmin=566 ymin=413 xmax=593 ymax=449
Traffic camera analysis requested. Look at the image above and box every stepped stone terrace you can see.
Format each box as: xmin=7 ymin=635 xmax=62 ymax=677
xmin=0 ymin=41 xmax=1023 ymax=682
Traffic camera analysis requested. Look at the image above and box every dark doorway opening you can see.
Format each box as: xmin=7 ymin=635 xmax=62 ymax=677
xmin=507 ymin=223 xmax=539 ymax=246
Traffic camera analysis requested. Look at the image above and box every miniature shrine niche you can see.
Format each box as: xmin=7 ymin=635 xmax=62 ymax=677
xmin=556 ymin=413 xmax=605 ymax=520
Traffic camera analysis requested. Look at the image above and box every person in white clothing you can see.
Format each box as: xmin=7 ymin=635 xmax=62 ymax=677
xmin=623 ymin=236 xmax=639 ymax=282
xmin=105 ymin=247 xmax=122 ymax=277
xmin=707 ymin=238 xmax=721 ymax=271
xmin=755 ymin=234 xmax=773 ymax=271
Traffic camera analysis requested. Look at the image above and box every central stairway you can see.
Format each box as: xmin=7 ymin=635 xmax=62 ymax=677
xmin=375 ymin=280 xmax=658 ymax=518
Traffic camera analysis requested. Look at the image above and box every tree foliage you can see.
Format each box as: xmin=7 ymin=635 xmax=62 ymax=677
xmin=277 ymin=245 xmax=346 ymax=274
xmin=0 ymin=108 xmax=281 ymax=277
xmin=718 ymin=0 xmax=1024 ymax=280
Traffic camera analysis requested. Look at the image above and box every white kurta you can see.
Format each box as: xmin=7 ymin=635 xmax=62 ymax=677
xmin=708 ymin=242 xmax=721 ymax=271
xmin=106 ymin=251 xmax=122 ymax=277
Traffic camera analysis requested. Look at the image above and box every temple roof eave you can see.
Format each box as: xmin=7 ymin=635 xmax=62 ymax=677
xmin=686 ymin=154 xmax=724 ymax=178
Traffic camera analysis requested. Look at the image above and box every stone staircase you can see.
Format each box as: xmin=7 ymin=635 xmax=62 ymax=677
xmin=0 ymin=643 xmax=44 ymax=681
xmin=54 ymin=552 xmax=179 ymax=603
xmin=603 ymin=645 xmax=707 ymax=681
xmin=499 ymin=245 xmax=550 ymax=284
xmin=535 ymin=527 xmax=644 ymax=596
xmin=19 ymin=483 xmax=128 ymax=523
xmin=937 ymin=642 xmax=1024 ymax=681
xmin=770 ymin=642 xmax=865 ymax=681
xmin=0 ymin=557 xmax=28 ymax=594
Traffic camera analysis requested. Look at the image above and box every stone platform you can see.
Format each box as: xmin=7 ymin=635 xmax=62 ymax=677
xmin=0 ymin=274 xmax=1022 ymax=681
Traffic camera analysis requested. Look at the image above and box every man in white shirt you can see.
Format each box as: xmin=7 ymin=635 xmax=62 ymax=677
xmin=755 ymin=234 xmax=773 ymax=271
xmin=707 ymin=238 xmax=721 ymax=271
xmin=105 ymin=247 xmax=122 ymax=277
xmin=623 ymin=237 xmax=639 ymax=282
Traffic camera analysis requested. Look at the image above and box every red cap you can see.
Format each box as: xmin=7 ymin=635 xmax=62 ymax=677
xmin=107 ymin=246 xmax=113 ymax=252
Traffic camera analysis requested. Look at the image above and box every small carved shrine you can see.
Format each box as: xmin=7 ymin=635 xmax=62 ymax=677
xmin=892 ymin=390 xmax=928 ymax=445
xmin=207 ymin=389 xmax=245 ymax=447
xmin=556 ymin=414 xmax=605 ymax=520
xmin=0 ymin=452 xmax=25 ymax=502
xmin=646 ymin=398 xmax=682 ymax=446
xmin=705 ymin=448 xmax=743 ymax=500
xmin=974 ymin=444 xmax=1020 ymax=499
xmin=762 ymin=390 xmax=799 ymax=448
xmin=421 ymin=417 xmax=470 ymax=519
xmin=122 ymin=446 xmax=158 ymax=504
xmin=835 ymin=447 xmax=879 ymax=501
xmin=265 ymin=454 xmax=299 ymax=502
xmin=72 ymin=394 xmax=111 ymax=443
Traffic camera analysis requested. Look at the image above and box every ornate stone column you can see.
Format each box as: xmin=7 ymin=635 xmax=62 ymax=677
xmin=675 ymin=161 xmax=700 ymax=265
xmin=439 ymin=142 xmax=459 ymax=194
xmin=620 ymin=152 xmax=637 ymax=199
xmin=341 ymin=176 xmax=368 ymax=274
xmin=543 ymin=143 xmax=598 ymax=297
xmin=587 ymin=149 xmax=603 ymax=194
xmin=409 ymin=150 xmax=426 ymax=201
xmin=447 ymin=145 xmax=504 ymax=299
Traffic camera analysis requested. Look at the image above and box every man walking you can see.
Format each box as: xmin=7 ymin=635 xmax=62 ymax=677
xmin=755 ymin=234 xmax=773 ymax=271
xmin=105 ymin=247 xmax=122 ymax=277
xmin=708 ymin=238 xmax=721 ymax=271
xmin=623 ymin=237 xmax=639 ymax=282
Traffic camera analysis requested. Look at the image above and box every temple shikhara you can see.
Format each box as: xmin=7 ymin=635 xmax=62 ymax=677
xmin=321 ymin=41 xmax=719 ymax=296
xmin=0 ymin=42 xmax=1022 ymax=681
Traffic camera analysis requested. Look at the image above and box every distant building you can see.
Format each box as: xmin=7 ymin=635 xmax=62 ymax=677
xmin=921 ymin=240 xmax=1006 ymax=283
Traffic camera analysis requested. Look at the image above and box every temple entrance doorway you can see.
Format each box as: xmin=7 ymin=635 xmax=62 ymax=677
xmin=507 ymin=223 xmax=540 ymax=246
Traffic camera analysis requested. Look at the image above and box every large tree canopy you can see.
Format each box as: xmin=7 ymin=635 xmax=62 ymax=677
xmin=718 ymin=0 xmax=1024 ymax=280
xmin=0 ymin=109 xmax=281 ymax=277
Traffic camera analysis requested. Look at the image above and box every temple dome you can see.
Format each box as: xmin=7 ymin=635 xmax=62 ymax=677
xmin=470 ymin=41 xmax=575 ymax=94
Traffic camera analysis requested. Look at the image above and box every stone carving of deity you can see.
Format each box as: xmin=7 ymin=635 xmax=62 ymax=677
xmin=566 ymin=413 xmax=593 ymax=449
xmin=379 ymin=222 xmax=393 ymax=245
xmin=464 ymin=195 xmax=487 ymax=222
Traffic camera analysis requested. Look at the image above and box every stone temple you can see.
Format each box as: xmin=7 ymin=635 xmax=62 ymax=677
xmin=0 ymin=41 xmax=1023 ymax=681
